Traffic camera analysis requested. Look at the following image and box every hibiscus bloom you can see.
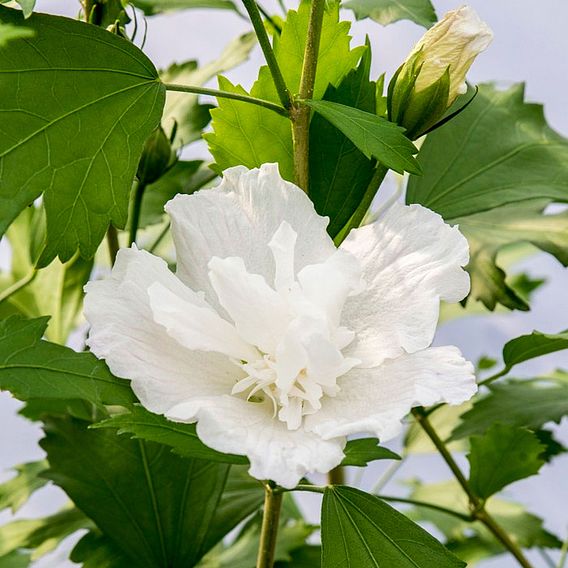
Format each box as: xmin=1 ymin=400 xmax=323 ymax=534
xmin=84 ymin=163 xmax=476 ymax=488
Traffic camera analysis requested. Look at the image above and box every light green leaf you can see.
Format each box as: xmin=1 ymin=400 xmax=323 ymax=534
xmin=0 ymin=507 xmax=91 ymax=559
xmin=321 ymin=486 xmax=465 ymax=567
xmin=93 ymin=405 xmax=247 ymax=465
xmin=160 ymin=32 xmax=256 ymax=149
xmin=206 ymin=1 xmax=364 ymax=180
xmin=467 ymin=424 xmax=545 ymax=500
xmin=0 ymin=207 xmax=92 ymax=343
xmin=0 ymin=316 xmax=135 ymax=408
xmin=306 ymin=100 xmax=420 ymax=174
xmin=502 ymin=329 xmax=568 ymax=371
xmin=407 ymin=83 xmax=568 ymax=310
xmin=409 ymin=480 xmax=561 ymax=550
xmin=341 ymin=438 xmax=400 ymax=466
xmin=343 ymin=0 xmax=436 ymax=28
xmin=0 ymin=21 xmax=32 ymax=44
xmin=454 ymin=200 xmax=568 ymax=310
xmin=131 ymin=0 xmax=237 ymax=16
xmin=451 ymin=375 xmax=568 ymax=441
xmin=309 ymin=42 xmax=377 ymax=237
xmin=0 ymin=461 xmax=48 ymax=513
xmin=0 ymin=551 xmax=31 ymax=568
xmin=139 ymin=160 xmax=216 ymax=228
xmin=0 ymin=7 xmax=165 ymax=265
xmin=41 ymin=417 xmax=253 ymax=568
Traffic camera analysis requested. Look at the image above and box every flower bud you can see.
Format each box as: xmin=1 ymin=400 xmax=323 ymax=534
xmin=388 ymin=6 xmax=493 ymax=139
xmin=137 ymin=126 xmax=173 ymax=185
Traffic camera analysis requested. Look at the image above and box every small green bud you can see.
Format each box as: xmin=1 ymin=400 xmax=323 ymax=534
xmin=388 ymin=6 xmax=492 ymax=139
xmin=137 ymin=126 xmax=173 ymax=185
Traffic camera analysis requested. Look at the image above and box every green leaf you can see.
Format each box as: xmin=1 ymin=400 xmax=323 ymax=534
xmin=0 ymin=21 xmax=32 ymax=44
xmin=41 ymin=417 xmax=252 ymax=568
xmin=0 ymin=208 xmax=93 ymax=343
xmin=453 ymin=201 xmax=568 ymax=310
xmin=139 ymin=161 xmax=216 ymax=228
xmin=502 ymin=329 xmax=568 ymax=371
xmin=206 ymin=1 xmax=364 ymax=180
xmin=407 ymin=83 xmax=568 ymax=310
xmin=451 ymin=376 xmax=568 ymax=441
xmin=0 ymin=507 xmax=91 ymax=559
xmin=0 ymin=0 xmax=34 ymax=18
xmin=467 ymin=424 xmax=545 ymax=500
xmin=0 ymin=461 xmax=48 ymax=513
xmin=0 ymin=551 xmax=31 ymax=568
xmin=321 ymin=486 xmax=465 ymax=567
xmin=341 ymin=438 xmax=400 ymax=466
xmin=0 ymin=316 xmax=135 ymax=408
xmin=343 ymin=0 xmax=436 ymax=28
xmin=309 ymin=42 xmax=377 ymax=237
xmin=408 ymin=480 xmax=561 ymax=551
xmin=275 ymin=546 xmax=321 ymax=567
xmin=93 ymin=405 xmax=247 ymax=465
xmin=305 ymin=100 xmax=421 ymax=175
xmin=160 ymin=32 xmax=256 ymax=149
xmin=71 ymin=531 xmax=132 ymax=568
xmin=0 ymin=7 xmax=165 ymax=265
xmin=131 ymin=0 xmax=237 ymax=16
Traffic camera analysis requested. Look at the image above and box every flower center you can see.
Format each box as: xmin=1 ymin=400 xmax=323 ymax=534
xmin=207 ymin=220 xmax=363 ymax=431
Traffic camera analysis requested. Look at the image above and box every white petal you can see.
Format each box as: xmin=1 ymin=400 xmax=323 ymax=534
xmin=341 ymin=202 xmax=470 ymax=366
xmin=269 ymin=221 xmax=297 ymax=291
xmin=84 ymin=247 xmax=240 ymax=414
xmin=165 ymin=163 xmax=335 ymax=307
xmin=305 ymin=346 xmax=476 ymax=441
xmin=166 ymin=395 xmax=345 ymax=489
xmin=208 ymin=256 xmax=290 ymax=354
xmin=148 ymin=282 xmax=258 ymax=361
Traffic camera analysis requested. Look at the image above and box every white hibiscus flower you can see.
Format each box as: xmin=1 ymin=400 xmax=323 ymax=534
xmin=84 ymin=163 xmax=476 ymax=489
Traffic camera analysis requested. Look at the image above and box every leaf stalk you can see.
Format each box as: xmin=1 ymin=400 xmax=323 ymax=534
xmin=163 ymin=83 xmax=289 ymax=117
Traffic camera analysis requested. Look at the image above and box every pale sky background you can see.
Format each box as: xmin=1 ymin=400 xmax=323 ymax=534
xmin=0 ymin=0 xmax=567 ymax=566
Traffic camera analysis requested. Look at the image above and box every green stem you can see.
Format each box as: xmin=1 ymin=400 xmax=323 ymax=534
xmin=558 ymin=534 xmax=568 ymax=568
xmin=412 ymin=408 xmax=534 ymax=568
xmin=371 ymin=458 xmax=405 ymax=494
xmin=148 ymin=221 xmax=171 ymax=254
xmin=291 ymin=0 xmax=326 ymax=191
xmin=378 ymin=495 xmax=473 ymax=522
xmin=240 ymin=0 xmax=292 ymax=110
xmin=478 ymin=366 xmax=509 ymax=387
xmin=291 ymin=484 xmax=326 ymax=494
xmin=106 ymin=225 xmax=120 ymax=265
xmin=256 ymin=1 xmax=282 ymax=34
xmin=256 ymin=482 xmax=284 ymax=568
xmin=129 ymin=180 xmax=147 ymax=246
xmin=0 ymin=270 xmax=37 ymax=304
xmin=163 ymin=83 xmax=288 ymax=117
xmin=334 ymin=163 xmax=389 ymax=245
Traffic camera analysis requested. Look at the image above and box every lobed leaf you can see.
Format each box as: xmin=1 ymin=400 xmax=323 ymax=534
xmin=343 ymin=0 xmax=436 ymax=28
xmin=0 ymin=7 xmax=165 ymax=265
xmin=341 ymin=438 xmax=400 ymax=467
xmin=0 ymin=461 xmax=48 ymax=514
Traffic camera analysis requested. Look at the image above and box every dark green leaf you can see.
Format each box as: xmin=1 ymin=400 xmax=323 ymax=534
xmin=0 ymin=21 xmax=32 ymax=44
xmin=0 ymin=507 xmax=91 ymax=558
xmin=0 ymin=551 xmax=31 ymax=568
xmin=467 ymin=424 xmax=545 ymax=500
xmin=206 ymin=1 xmax=364 ymax=180
xmin=309 ymin=42 xmax=377 ymax=237
xmin=322 ymin=486 xmax=465 ymax=567
xmin=41 ymin=417 xmax=241 ymax=567
xmin=451 ymin=376 xmax=568 ymax=441
xmin=306 ymin=100 xmax=421 ymax=175
xmin=71 ymin=531 xmax=134 ymax=568
xmin=0 ymin=0 xmax=34 ymax=18
xmin=0 ymin=7 xmax=165 ymax=265
xmin=341 ymin=438 xmax=400 ymax=467
xmin=343 ymin=0 xmax=436 ymax=28
xmin=131 ymin=0 xmax=237 ymax=16
xmin=160 ymin=32 xmax=256 ymax=149
xmin=0 ymin=461 xmax=48 ymax=513
xmin=93 ymin=405 xmax=247 ymax=464
xmin=0 ymin=316 xmax=135 ymax=408
xmin=139 ymin=161 xmax=216 ymax=228
xmin=407 ymin=84 xmax=568 ymax=310
xmin=275 ymin=545 xmax=321 ymax=567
